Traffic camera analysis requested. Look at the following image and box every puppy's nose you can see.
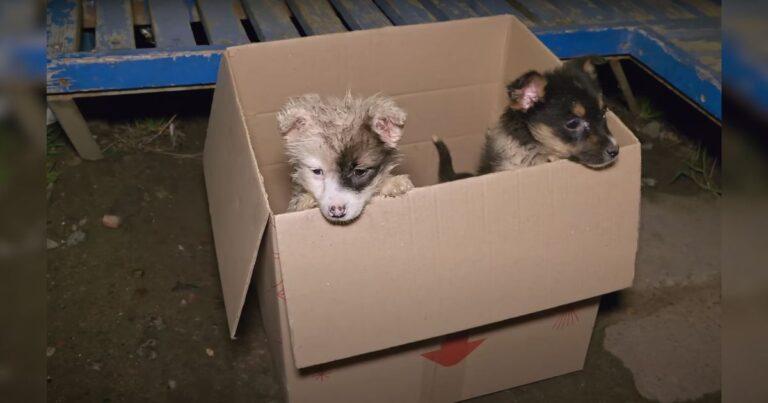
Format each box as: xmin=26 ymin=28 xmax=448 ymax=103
xmin=605 ymin=145 xmax=619 ymax=159
xmin=328 ymin=205 xmax=347 ymax=218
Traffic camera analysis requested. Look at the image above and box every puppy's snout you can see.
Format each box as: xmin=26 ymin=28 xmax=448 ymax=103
xmin=605 ymin=144 xmax=619 ymax=159
xmin=328 ymin=205 xmax=347 ymax=219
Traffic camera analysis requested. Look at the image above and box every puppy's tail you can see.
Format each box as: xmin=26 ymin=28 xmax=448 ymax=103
xmin=432 ymin=135 xmax=473 ymax=182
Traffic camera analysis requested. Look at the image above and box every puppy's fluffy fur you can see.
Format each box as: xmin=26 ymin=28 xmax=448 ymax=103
xmin=278 ymin=93 xmax=413 ymax=223
xmin=434 ymin=57 xmax=619 ymax=182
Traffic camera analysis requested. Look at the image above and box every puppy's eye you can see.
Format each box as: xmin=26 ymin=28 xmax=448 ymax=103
xmin=353 ymin=168 xmax=369 ymax=176
xmin=311 ymin=168 xmax=323 ymax=176
xmin=565 ymin=118 xmax=582 ymax=130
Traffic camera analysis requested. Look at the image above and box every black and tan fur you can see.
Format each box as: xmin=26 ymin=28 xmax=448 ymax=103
xmin=434 ymin=56 xmax=619 ymax=181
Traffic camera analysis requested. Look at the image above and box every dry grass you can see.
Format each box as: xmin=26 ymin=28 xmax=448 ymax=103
xmin=103 ymin=115 xmax=190 ymax=155
xmin=671 ymin=143 xmax=721 ymax=195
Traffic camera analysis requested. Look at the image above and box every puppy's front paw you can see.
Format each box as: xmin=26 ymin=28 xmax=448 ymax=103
xmin=379 ymin=175 xmax=414 ymax=197
xmin=288 ymin=192 xmax=318 ymax=211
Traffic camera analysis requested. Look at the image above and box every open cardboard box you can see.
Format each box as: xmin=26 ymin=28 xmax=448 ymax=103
xmin=204 ymin=15 xmax=640 ymax=402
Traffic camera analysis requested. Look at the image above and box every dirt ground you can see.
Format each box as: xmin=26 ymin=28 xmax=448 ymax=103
xmin=46 ymin=92 xmax=721 ymax=402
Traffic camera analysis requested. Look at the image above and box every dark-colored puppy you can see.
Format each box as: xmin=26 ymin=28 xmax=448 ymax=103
xmin=433 ymin=56 xmax=619 ymax=182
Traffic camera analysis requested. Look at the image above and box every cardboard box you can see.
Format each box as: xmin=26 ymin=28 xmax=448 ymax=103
xmin=203 ymin=15 xmax=640 ymax=402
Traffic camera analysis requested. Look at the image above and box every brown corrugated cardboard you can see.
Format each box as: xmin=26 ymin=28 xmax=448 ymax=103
xmin=204 ymin=15 xmax=640 ymax=402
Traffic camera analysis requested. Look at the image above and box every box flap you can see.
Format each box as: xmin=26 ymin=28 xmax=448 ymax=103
xmin=203 ymin=54 xmax=272 ymax=337
xmin=275 ymin=115 xmax=640 ymax=368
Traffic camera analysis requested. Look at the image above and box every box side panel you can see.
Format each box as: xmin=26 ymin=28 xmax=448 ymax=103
xmin=277 ymin=299 xmax=599 ymax=403
xmin=460 ymin=299 xmax=599 ymax=400
xmin=203 ymin=54 xmax=272 ymax=337
xmin=275 ymin=137 xmax=639 ymax=367
xmin=502 ymin=17 xmax=562 ymax=82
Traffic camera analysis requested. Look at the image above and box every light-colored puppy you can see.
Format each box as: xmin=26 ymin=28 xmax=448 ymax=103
xmin=278 ymin=93 xmax=413 ymax=223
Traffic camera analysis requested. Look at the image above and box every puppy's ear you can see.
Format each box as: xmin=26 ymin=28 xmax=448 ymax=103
xmin=507 ymin=71 xmax=547 ymax=111
xmin=564 ymin=56 xmax=606 ymax=81
xmin=277 ymin=94 xmax=320 ymax=137
xmin=368 ymin=96 xmax=406 ymax=148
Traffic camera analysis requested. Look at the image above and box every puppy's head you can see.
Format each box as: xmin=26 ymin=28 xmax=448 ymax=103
xmin=507 ymin=57 xmax=619 ymax=168
xmin=278 ymin=93 xmax=405 ymax=223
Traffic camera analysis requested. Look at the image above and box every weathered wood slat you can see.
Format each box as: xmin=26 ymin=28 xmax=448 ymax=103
xmin=240 ymin=0 xmax=300 ymax=41
xmin=468 ymin=0 xmax=533 ymax=24
xmin=83 ymin=0 xmax=96 ymax=28
xmin=515 ymin=0 xmax=567 ymax=24
xmin=588 ymin=0 xmax=653 ymax=22
xmin=197 ymin=0 xmax=250 ymax=46
xmin=147 ymin=0 xmax=197 ymax=48
xmin=47 ymin=0 xmax=81 ymax=56
xmin=546 ymin=0 xmax=613 ymax=23
xmin=374 ymin=0 xmax=436 ymax=25
xmin=639 ymin=0 xmax=696 ymax=20
xmin=417 ymin=0 xmax=478 ymax=21
xmin=676 ymin=0 xmax=720 ymax=18
xmin=48 ymin=97 xmax=104 ymax=160
xmin=330 ymin=0 xmax=392 ymax=30
xmin=132 ymin=0 xmax=150 ymax=25
xmin=96 ymin=0 xmax=136 ymax=50
xmin=285 ymin=0 xmax=347 ymax=35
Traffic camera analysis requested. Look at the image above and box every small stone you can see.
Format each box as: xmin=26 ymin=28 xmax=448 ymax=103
xmin=90 ymin=362 xmax=102 ymax=371
xmin=47 ymin=239 xmax=59 ymax=250
xmin=168 ymin=380 xmax=177 ymax=390
xmin=47 ymin=346 xmax=56 ymax=357
xmin=155 ymin=189 xmax=169 ymax=199
xmin=205 ymin=348 xmax=214 ymax=357
xmin=180 ymin=299 xmax=187 ymax=306
xmin=642 ymin=178 xmax=657 ymax=187
xmin=78 ymin=218 xmax=88 ymax=226
xmin=65 ymin=230 xmax=86 ymax=247
xmin=137 ymin=339 xmax=158 ymax=360
xmin=132 ymin=269 xmax=144 ymax=279
xmin=102 ymin=214 xmax=122 ymax=229
xmin=177 ymin=244 xmax=185 ymax=251
xmin=149 ymin=316 xmax=166 ymax=331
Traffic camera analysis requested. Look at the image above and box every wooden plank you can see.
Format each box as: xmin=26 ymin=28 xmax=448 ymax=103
xmin=48 ymin=97 xmax=104 ymax=160
xmin=468 ymin=0 xmax=533 ymax=24
xmin=46 ymin=47 xmax=225 ymax=93
xmin=132 ymin=0 xmax=150 ymax=25
xmin=588 ymin=0 xmax=654 ymax=22
xmin=374 ymin=0 xmax=436 ymax=25
xmin=330 ymin=0 xmax=392 ymax=30
xmin=196 ymin=0 xmax=249 ymax=45
xmin=96 ymin=0 xmax=136 ymax=50
xmin=240 ymin=0 xmax=300 ymax=41
xmin=417 ymin=0 xmax=478 ymax=21
xmin=47 ymin=0 xmax=81 ymax=56
xmin=676 ymin=0 xmax=720 ymax=18
xmin=545 ymin=0 xmax=613 ymax=23
xmin=609 ymin=59 xmax=639 ymax=115
xmin=184 ymin=0 xmax=200 ymax=22
xmin=285 ymin=0 xmax=347 ymax=35
xmin=147 ymin=0 xmax=197 ymax=48
xmin=83 ymin=0 xmax=96 ymax=28
xmin=515 ymin=0 xmax=567 ymax=24
xmin=631 ymin=0 xmax=695 ymax=21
